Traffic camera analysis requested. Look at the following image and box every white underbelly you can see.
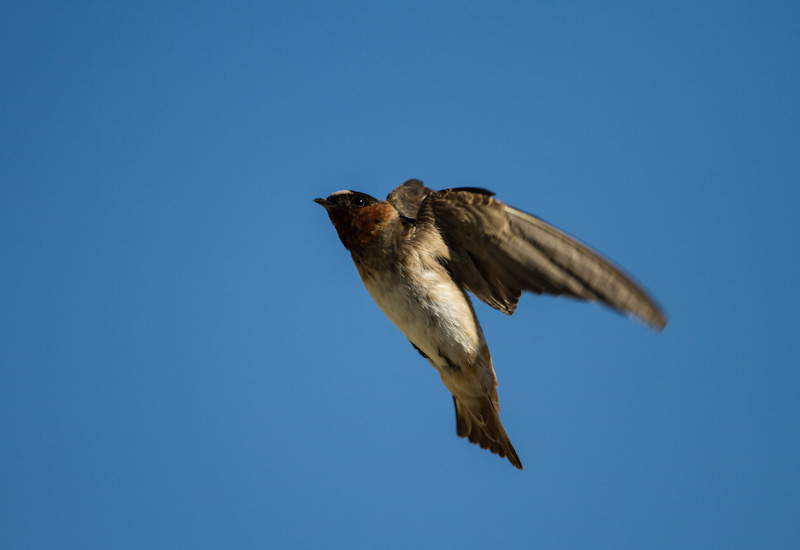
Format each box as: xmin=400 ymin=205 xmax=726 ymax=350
xmin=361 ymin=267 xmax=481 ymax=370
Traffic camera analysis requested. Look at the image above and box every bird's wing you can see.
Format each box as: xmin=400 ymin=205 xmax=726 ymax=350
xmin=414 ymin=187 xmax=667 ymax=330
xmin=386 ymin=179 xmax=434 ymax=219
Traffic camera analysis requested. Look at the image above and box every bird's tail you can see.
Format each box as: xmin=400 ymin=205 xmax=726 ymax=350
xmin=453 ymin=396 xmax=522 ymax=470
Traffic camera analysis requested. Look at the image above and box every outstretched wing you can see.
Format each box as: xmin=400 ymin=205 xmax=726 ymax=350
xmin=386 ymin=179 xmax=434 ymax=219
xmin=414 ymin=187 xmax=667 ymax=330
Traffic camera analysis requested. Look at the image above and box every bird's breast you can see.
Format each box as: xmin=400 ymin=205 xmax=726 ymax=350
xmin=356 ymin=250 xmax=483 ymax=371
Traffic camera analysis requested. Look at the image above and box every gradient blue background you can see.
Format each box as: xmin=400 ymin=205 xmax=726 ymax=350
xmin=2 ymin=2 xmax=798 ymax=548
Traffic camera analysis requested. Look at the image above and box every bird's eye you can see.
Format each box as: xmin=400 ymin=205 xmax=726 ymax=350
xmin=352 ymin=196 xmax=365 ymax=207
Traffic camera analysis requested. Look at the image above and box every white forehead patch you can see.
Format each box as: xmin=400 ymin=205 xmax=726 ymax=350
xmin=330 ymin=189 xmax=353 ymax=196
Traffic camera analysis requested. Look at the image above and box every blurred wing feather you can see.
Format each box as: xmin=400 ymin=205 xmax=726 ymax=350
xmin=414 ymin=188 xmax=667 ymax=330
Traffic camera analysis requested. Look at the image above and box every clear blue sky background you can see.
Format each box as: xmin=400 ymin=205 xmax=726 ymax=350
xmin=2 ymin=2 xmax=798 ymax=548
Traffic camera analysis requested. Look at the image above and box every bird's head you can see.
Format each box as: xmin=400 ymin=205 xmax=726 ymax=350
xmin=314 ymin=190 xmax=396 ymax=251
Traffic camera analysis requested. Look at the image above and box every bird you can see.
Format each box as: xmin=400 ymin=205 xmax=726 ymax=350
xmin=314 ymin=179 xmax=666 ymax=469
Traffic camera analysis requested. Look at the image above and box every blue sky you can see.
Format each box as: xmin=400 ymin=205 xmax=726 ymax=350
xmin=2 ymin=1 xmax=799 ymax=548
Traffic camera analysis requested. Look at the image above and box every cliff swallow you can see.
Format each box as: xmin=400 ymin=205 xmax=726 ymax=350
xmin=314 ymin=179 xmax=666 ymax=469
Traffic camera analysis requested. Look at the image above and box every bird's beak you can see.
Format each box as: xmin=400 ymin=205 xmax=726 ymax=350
xmin=313 ymin=197 xmax=332 ymax=209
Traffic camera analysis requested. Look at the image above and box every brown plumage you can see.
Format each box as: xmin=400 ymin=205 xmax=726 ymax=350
xmin=315 ymin=179 xmax=666 ymax=469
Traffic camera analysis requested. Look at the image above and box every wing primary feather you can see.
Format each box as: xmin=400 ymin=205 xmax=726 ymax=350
xmin=413 ymin=187 xmax=667 ymax=329
xmin=505 ymin=206 xmax=667 ymax=330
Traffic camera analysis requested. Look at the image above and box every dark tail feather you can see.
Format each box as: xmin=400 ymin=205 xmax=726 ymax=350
xmin=453 ymin=396 xmax=522 ymax=470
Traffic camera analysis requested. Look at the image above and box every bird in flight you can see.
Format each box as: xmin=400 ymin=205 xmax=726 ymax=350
xmin=314 ymin=179 xmax=666 ymax=469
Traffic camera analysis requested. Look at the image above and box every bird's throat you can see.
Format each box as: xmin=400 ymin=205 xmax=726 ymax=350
xmin=330 ymin=203 xmax=396 ymax=251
